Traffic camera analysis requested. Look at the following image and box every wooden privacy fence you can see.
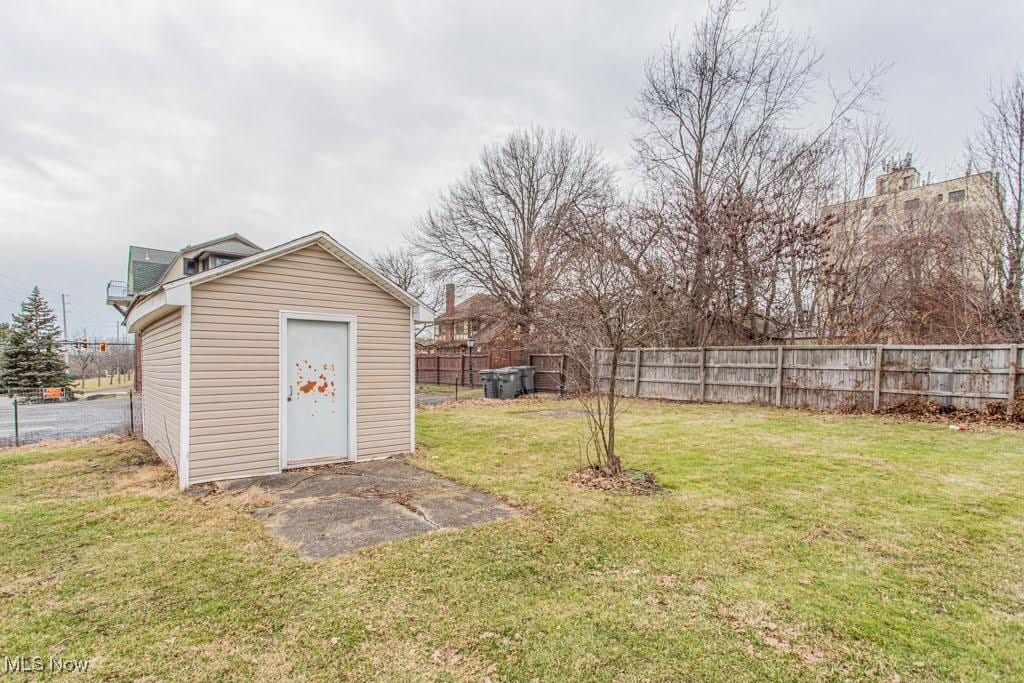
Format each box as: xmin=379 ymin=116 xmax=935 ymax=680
xmin=592 ymin=344 xmax=1023 ymax=413
xmin=415 ymin=353 xmax=490 ymax=386
xmin=415 ymin=352 xmax=571 ymax=393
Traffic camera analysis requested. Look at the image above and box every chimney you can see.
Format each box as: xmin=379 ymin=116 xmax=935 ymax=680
xmin=445 ymin=283 xmax=455 ymax=315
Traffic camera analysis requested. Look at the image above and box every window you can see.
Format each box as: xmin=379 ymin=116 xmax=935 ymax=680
xmin=949 ymin=189 xmax=966 ymax=203
xmin=904 ymin=198 xmax=920 ymax=211
xmin=185 ymin=259 xmax=198 ymax=275
xmin=872 ymin=204 xmax=887 ymax=217
xmin=212 ymin=256 xmax=236 ymax=268
xmin=936 ymin=193 xmax=943 ymax=202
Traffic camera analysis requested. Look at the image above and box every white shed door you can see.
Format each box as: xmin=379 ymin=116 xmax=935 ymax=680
xmin=284 ymin=318 xmax=350 ymax=465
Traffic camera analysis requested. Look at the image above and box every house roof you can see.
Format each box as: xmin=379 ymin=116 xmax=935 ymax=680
xmin=181 ymin=233 xmax=261 ymax=258
xmin=436 ymin=293 xmax=497 ymax=321
xmin=125 ymin=231 xmax=435 ymax=332
xmin=128 ymin=246 xmax=177 ymax=293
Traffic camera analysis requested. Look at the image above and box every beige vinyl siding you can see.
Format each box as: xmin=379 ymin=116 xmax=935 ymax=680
xmin=188 ymin=244 xmax=412 ymax=484
xmin=140 ymin=311 xmax=181 ymax=468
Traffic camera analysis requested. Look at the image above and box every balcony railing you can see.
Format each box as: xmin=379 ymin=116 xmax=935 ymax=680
xmin=106 ymin=280 xmax=130 ymax=304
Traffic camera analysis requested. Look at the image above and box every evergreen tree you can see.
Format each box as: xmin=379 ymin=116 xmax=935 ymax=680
xmin=0 ymin=287 xmax=69 ymax=389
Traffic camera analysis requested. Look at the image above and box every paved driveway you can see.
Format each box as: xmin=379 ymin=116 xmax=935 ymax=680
xmin=217 ymin=459 xmax=519 ymax=559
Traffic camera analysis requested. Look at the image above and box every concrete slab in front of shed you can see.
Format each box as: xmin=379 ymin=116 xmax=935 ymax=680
xmin=216 ymin=459 xmax=518 ymax=560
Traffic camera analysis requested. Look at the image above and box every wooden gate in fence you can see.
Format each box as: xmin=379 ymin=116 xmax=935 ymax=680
xmin=592 ymin=344 xmax=1023 ymax=413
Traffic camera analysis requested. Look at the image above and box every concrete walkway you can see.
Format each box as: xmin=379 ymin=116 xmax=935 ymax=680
xmin=218 ymin=459 xmax=518 ymax=560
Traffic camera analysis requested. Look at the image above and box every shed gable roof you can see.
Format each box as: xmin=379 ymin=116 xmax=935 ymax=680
xmin=126 ymin=231 xmax=434 ymax=331
xmin=181 ymin=232 xmax=422 ymax=309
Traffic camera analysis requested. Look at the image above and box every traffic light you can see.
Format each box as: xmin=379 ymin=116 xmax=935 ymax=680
xmin=99 ymin=341 xmax=108 ymax=353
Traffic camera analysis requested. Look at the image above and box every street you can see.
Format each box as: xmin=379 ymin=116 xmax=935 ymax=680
xmin=0 ymin=394 xmax=139 ymax=447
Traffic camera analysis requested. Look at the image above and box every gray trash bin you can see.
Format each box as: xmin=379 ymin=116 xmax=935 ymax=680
xmin=515 ymin=366 xmax=536 ymax=394
xmin=495 ymin=367 xmax=521 ymax=400
xmin=479 ymin=369 xmax=499 ymax=399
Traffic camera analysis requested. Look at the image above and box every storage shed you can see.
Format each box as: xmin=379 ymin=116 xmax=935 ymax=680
xmin=123 ymin=231 xmax=426 ymax=489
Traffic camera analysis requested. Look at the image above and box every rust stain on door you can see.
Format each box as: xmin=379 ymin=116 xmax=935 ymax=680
xmin=295 ymin=360 xmax=339 ymax=414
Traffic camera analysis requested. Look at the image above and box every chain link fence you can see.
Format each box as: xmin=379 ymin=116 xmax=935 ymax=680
xmin=0 ymin=388 xmax=142 ymax=448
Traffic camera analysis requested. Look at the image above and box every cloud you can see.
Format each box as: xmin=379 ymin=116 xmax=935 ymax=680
xmin=1 ymin=0 xmax=1021 ymax=335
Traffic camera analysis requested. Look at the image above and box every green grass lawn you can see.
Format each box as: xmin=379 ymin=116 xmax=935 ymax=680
xmin=75 ymin=375 xmax=133 ymax=392
xmin=1 ymin=400 xmax=1022 ymax=681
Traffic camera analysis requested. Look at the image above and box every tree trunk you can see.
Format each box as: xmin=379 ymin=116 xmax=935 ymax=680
xmin=605 ymin=346 xmax=622 ymax=474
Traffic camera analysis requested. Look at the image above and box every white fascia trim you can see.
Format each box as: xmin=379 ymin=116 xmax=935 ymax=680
xmin=181 ymin=230 xmax=432 ymax=314
xmin=124 ymin=281 xmax=191 ymax=333
xmin=409 ymin=307 xmax=416 ymax=453
xmin=313 ymin=234 xmax=429 ymax=312
xmin=178 ymin=283 xmax=191 ymax=490
xmin=125 ymin=290 xmax=168 ymax=333
xmin=278 ymin=311 xmax=359 ymax=471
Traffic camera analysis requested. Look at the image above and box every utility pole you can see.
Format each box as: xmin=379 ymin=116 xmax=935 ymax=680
xmin=60 ymin=293 xmax=69 ymax=340
xmin=60 ymin=293 xmax=70 ymax=366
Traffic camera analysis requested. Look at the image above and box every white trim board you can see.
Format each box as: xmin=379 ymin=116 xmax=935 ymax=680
xmin=174 ymin=232 xmax=425 ymax=311
xmin=124 ymin=232 xmax=435 ymax=331
xmin=409 ymin=307 xmax=416 ymax=453
xmin=278 ymin=310 xmax=358 ymax=472
xmin=177 ymin=284 xmax=192 ymax=490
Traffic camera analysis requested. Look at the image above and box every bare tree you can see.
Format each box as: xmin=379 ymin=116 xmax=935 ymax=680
xmin=546 ymin=200 xmax=668 ymax=477
xmin=968 ymin=68 xmax=1024 ymax=337
xmin=632 ymin=0 xmax=884 ymax=345
xmin=67 ymin=329 xmax=100 ymax=382
xmin=371 ymin=246 xmax=443 ymax=312
xmin=411 ymin=127 xmax=613 ymax=335
xmin=816 ymin=180 xmax=1005 ymax=343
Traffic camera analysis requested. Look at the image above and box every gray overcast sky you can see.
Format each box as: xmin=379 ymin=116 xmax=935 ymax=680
xmin=1 ymin=0 xmax=1021 ymax=338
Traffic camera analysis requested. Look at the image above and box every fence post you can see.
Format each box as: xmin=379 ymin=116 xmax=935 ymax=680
xmin=12 ymin=397 xmax=18 ymax=447
xmin=775 ymin=345 xmax=784 ymax=407
xmin=633 ymin=348 xmax=642 ymax=397
xmin=1008 ymin=344 xmax=1019 ymax=418
xmin=559 ymin=353 xmax=567 ymax=397
xmin=128 ymin=389 xmax=135 ymax=435
xmin=872 ymin=345 xmax=884 ymax=411
xmin=699 ymin=347 xmax=706 ymax=402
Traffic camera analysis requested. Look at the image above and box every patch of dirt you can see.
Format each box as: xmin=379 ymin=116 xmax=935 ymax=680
xmin=568 ymin=466 xmax=661 ymax=495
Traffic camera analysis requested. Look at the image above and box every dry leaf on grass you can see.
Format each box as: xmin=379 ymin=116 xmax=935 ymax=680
xmin=431 ymin=643 xmax=462 ymax=666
